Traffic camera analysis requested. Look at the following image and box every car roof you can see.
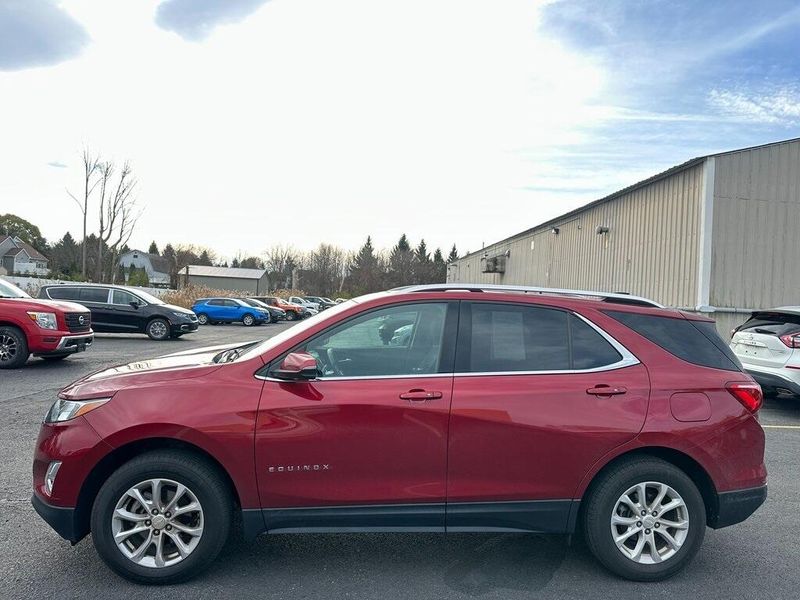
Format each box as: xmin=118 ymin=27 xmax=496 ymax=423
xmin=751 ymin=307 xmax=800 ymax=316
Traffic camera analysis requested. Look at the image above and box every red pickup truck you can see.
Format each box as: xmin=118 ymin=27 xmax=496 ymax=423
xmin=0 ymin=278 xmax=93 ymax=368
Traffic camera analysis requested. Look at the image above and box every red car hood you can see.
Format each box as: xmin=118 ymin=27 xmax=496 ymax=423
xmin=0 ymin=297 xmax=88 ymax=313
xmin=60 ymin=342 xmax=256 ymax=399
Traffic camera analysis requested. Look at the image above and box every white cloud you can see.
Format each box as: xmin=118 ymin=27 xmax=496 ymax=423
xmin=0 ymin=0 xmax=615 ymax=258
xmin=708 ymin=88 xmax=800 ymax=125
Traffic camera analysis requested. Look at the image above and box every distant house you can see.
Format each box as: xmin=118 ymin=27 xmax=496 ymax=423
xmin=0 ymin=235 xmax=49 ymax=276
xmin=181 ymin=265 xmax=269 ymax=294
xmin=118 ymin=249 xmax=172 ymax=288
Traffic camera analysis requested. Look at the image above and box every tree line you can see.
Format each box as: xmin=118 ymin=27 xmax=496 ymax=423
xmin=2 ymin=211 xmax=460 ymax=297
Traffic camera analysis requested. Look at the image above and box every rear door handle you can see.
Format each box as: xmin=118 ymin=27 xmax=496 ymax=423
xmin=400 ymin=390 xmax=443 ymax=402
xmin=586 ymin=385 xmax=627 ymax=397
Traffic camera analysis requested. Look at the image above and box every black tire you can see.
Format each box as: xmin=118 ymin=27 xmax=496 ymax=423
xmin=285 ymin=311 xmax=296 ymax=322
xmin=583 ymin=457 xmax=706 ymax=582
xmin=241 ymin=314 xmax=255 ymax=327
xmin=196 ymin=313 xmax=209 ymax=325
xmin=146 ymin=318 xmax=171 ymax=341
xmin=41 ymin=354 xmax=69 ymax=361
xmin=0 ymin=325 xmax=29 ymax=369
xmin=90 ymin=450 xmax=233 ymax=585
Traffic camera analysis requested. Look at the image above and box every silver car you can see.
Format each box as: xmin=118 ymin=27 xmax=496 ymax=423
xmin=730 ymin=307 xmax=800 ymax=397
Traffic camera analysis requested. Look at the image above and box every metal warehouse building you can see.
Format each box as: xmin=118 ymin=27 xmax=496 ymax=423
xmin=180 ymin=265 xmax=270 ymax=294
xmin=447 ymin=137 xmax=800 ymax=338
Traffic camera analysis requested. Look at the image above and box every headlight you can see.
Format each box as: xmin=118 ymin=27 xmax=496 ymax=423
xmin=171 ymin=311 xmax=192 ymax=320
xmin=45 ymin=397 xmax=111 ymax=423
xmin=27 ymin=312 xmax=57 ymax=330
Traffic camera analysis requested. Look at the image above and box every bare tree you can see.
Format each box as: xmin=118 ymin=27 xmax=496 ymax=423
xmin=264 ymin=244 xmax=300 ymax=289
xmin=66 ymin=148 xmax=100 ymax=278
xmin=108 ymin=195 xmax=142 ymax=284
xmin=97 ymin=161 xmax=137 ymax=282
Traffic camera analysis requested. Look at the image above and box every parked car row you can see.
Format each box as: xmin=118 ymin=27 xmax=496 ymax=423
xmin=1 ymin=277 xmax=351 ymax=368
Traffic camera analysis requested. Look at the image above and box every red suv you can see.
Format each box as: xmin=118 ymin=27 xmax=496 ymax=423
xmin=32 ymin=284 xmax=766 ymax=584
xmin=1 ymin=278 xmax=93 ymax=368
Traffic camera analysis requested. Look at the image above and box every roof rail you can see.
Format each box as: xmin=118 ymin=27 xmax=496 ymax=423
xmin=392 ymin=283 xmax=664 ymax=308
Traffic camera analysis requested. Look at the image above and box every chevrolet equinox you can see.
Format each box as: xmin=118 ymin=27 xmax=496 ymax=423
xmin=32 ymin=284 xmax=767 ymax=584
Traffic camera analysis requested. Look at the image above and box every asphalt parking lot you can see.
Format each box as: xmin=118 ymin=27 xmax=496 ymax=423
xmin=1 ymin=324 xmax=799 ymax=600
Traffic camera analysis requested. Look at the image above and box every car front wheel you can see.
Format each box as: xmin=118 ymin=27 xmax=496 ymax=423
xmin=90 ymin=450 xmax=232 ymax=585
xmin=583 ymin=457 xmax=705 ymax=581
xmin=146 ymin=318 xmax=171 ymax=340
xmin=0 ymin=326 xmax=29 ymax=369
xmin=285 ymin=311 xmax=296 ymax=321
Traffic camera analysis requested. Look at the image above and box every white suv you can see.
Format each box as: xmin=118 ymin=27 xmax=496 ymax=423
xmin=288 ymin=296 xmax=319 ymax=312
xmin=730 ymin=307 xmax=800 ymax=397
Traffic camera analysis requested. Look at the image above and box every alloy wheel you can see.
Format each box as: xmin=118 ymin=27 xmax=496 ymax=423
xmin=111 ymin=478 xmax=204 ymax=569
xmin=0 ymin=334 xmax=17 ymax=363
xmin=610 ymin=481 xmax=689 ymax=564
xmin=149 ymin=320 xmax=168 ymax=339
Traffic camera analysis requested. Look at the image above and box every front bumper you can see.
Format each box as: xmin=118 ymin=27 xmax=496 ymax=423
xmin=32 ymin=332 xmax=94 ymax=356
xmin=171 ymin=321 xmax=199 ymax=334
xmin=710 ymin=485 xmax=768 ymax=529
xmin=32 ymin=493 xmax=80 ymax=543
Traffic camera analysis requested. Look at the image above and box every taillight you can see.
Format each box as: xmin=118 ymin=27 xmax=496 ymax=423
xmin=779 ymin=333 xmax=800 ymax=348
xmin=726 ymin=382 xmax=763 ymax=413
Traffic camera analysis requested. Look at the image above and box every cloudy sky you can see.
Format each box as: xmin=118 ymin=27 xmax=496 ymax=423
xmin=1 ymin=0 xmax=799 ymax=260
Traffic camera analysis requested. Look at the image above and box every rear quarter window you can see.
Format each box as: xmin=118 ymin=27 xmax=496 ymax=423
xmin=46 ymin=287 xmax=79 ymax=300
xmin=604 ymin=310 xmax=742 ymax=372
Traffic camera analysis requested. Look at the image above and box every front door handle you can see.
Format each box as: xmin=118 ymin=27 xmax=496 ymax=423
xmin=586 ymin=385 xmax=627 ymax=397
xmin=400 ymin=389 xmax=443 ymax=402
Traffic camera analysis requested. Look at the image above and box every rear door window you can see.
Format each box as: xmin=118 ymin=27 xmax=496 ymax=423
xmin=604 ymin=310 xmax=742 ymax=372
xmin=458 ymin=302 xmax=623 ymax=373
xmin=79 ymin=287 xmax=110 ymax=303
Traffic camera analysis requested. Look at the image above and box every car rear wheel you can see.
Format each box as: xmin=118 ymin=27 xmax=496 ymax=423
xmin=90 ymin=450 xmax=232 ymax=585
xmin=0 ymin=326 xmax=29 ymax=369
xmin=242 ymin=314 xmax=255 ymax=326
xmin=146 ymin=318 xmax=171 ymax=341
xmin=196 ymin=313 xmax=209 ymax=325
xmin=584 ymin=457 xmax=705 ymax=581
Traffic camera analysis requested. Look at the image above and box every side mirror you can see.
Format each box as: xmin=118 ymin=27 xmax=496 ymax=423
xmin=272 ymin=352 xmax=318 ymax=381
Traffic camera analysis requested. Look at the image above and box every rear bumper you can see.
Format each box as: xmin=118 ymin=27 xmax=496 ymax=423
xmin=744 ymin=367 xmax=800 ymax=395
xmin=710 ymin=485 xmax=767 ymax=529
xmin=32 ymin=493 xmax=81 ymax=543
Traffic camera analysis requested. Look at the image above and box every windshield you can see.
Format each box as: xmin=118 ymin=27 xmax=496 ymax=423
xmin=128 ymin=288 xmax=165 ymax=305
xmin=0 ymin=278 xmax=30 ymax=299
xmin=239 ymin=300 xmax=358 ymax=361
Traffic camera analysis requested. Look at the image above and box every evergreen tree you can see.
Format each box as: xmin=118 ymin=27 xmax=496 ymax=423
xmin=347 ymin=236 xmax=382 ymax=295
xmin=432 ymin=248 xmax=446 ymax=282
xmin=447 ymin=244 xmax=459 ymax=262
xmin=148 ymin=241 xmax=159 ymax=255
xmin=231 ymin=257 xmax=240 ymax=268
xmin=48 ymin=232 xmax=81 ymax=278
xmin=413 ymin=239 xmax=431 ymax=284
xmin=198 ymin=250 xmax=213 ymax=266
xmin=387 ymin=234 xmax=414 ymax=287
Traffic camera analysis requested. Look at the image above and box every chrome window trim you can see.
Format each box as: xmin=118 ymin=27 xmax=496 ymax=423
xmin=255 ymin=311 xmax=639 ymax=382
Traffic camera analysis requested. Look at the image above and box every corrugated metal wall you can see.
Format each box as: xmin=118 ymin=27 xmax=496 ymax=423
xmin=448 ymin=162 xmax=706 ymax=308
xmin=710 ymin=139 xmax=800 ymax=309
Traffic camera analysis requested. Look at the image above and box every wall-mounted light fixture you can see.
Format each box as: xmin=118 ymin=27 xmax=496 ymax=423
xmin=595 ymin=225 xmax=610 ymax=235
xmin=551 ymin=227 xmax=560 ymax=235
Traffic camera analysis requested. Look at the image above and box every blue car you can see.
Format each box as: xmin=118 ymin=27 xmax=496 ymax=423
xmin=191 ymin=297 xmax=270 ymax=326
